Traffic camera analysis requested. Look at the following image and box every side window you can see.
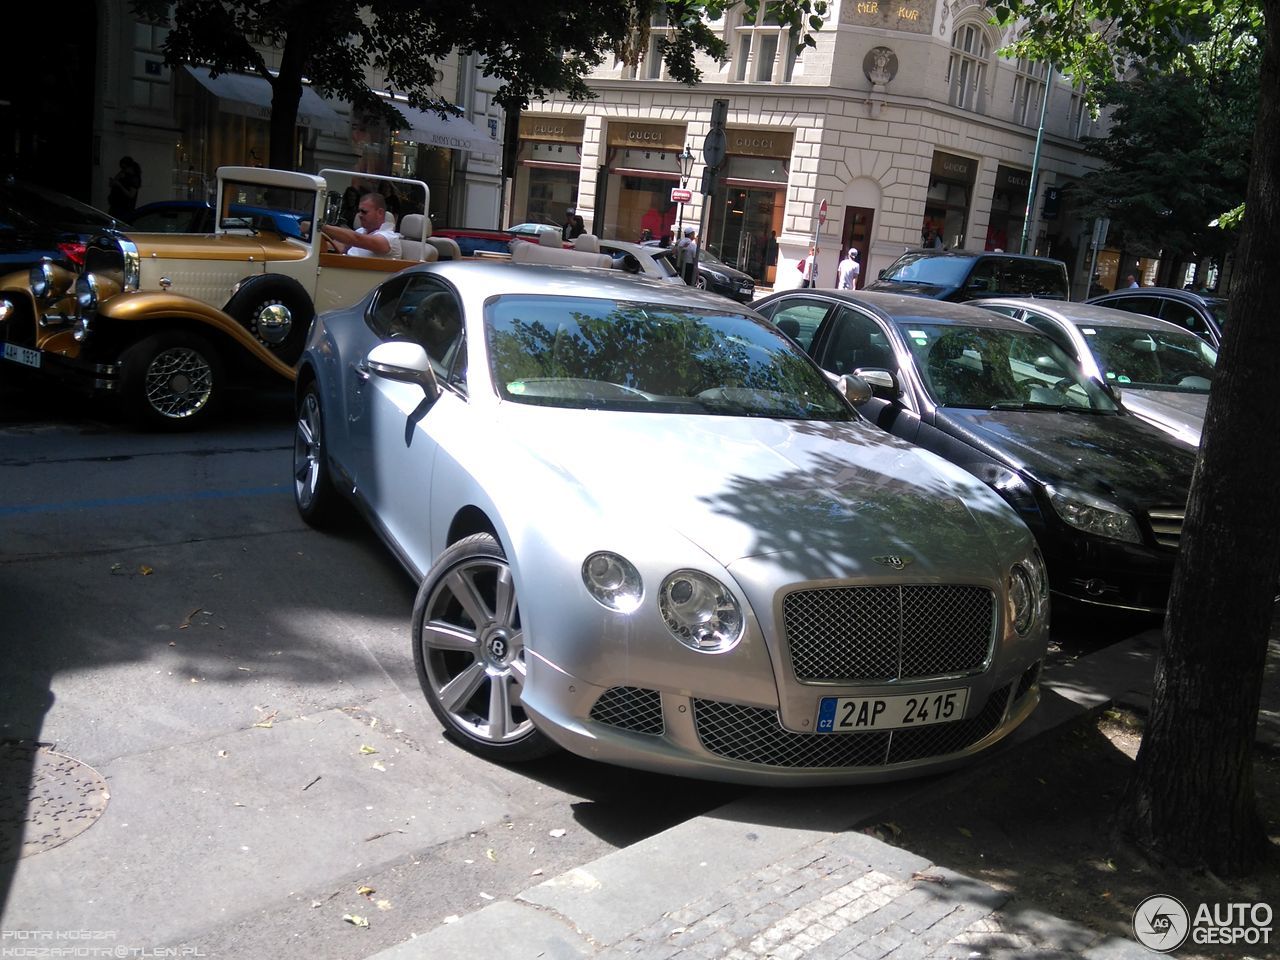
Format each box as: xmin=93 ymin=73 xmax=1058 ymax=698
xmin=394 ymin=278 xmax=465 ymax=377
xmin=1104 ymin=296 xmax=1161 ymax=320
xmin=1158 ymin=300 xmax=1211 ymax=338
xmin=366 ymin=275 xmax=413 ymax=338
xmin=822 ymin=308 xmax=896 ymax=375
xmin=967 ymin=259 xmax=997 ymax=292
xmin=1022 ymin=312 xmax=1077 ymax=359
xmin=757 ymin=299 xmax=830 ymax=353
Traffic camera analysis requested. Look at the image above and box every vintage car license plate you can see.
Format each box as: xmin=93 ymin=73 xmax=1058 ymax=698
xmin=816 ymin=687 xmax=969 ymax=732
xmin=3 ymin=342 xmax=40 ymax=368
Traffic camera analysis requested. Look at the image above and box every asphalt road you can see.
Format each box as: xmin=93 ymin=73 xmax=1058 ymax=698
xmin=0 ymin=386 xmax=742 ymax=958
xmin=0 ymin=383 xmax=1146 ymax=957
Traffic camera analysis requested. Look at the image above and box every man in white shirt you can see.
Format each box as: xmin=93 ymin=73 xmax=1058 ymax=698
xmin=321 ymin=192 xmax=403 ymax=258
xmin=676 ymin=225 xmax=698 ymax=285
xmin=836 ymin=247 xmax=861 ymax=289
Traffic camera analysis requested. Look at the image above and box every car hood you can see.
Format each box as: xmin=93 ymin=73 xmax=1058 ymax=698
xmin=1115 ymin=389 xmax=1206 ymax=446
xmin=498 ymin=407 xmax=1021 ymax=574
xmin=935 ymin=407 xmax=1196 ymax=507
xmin=864 ymin=278 xmax=951 ymax=298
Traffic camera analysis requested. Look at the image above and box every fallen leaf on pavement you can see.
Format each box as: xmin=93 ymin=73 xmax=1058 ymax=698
xmin=342 ymin=914 xmax=369 ymax=928
xmin=911 ymin=871 xmax=949 ymax=885
xmin=371 ymin=760 xmax=386 ymax=772
xmin=359 ymin=745 xmax=378 ymax=755
xmin=376 ymin=899 xmax=392 ymax=911
xmin=485 ymin=849 xmax=497 ymax=861
xmin=357 ymin=885 xmax=375 ymax=896
xmin=957 ymin=827 xmax=973 ymax=838
xmin=140 ymin=565 xmax=154 ymax=576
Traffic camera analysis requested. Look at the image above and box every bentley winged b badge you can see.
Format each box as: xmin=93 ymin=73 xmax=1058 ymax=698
xmin=873 ymin=555 xmax=914 ymax=571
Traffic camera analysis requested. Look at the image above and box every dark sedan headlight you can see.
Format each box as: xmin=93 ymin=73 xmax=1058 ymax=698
xmin=1047 ymin=485 xmax=1141 ymax=544
xmin=659 ymin=570 xmax=744 ymax=653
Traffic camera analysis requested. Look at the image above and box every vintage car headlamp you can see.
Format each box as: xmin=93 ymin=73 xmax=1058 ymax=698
xmin=0 ymin=299 xmax=13 ymax=324
xmin=29 ymin=260 xmax=55 ymax=300
xmin=659 ymin=570 xmax=744 ymax=653
xmin=581 ymin=552 xmax=643 ymax=613
xmin=75 ymin=273 xmax=99 ymax=314
xmin=1047 ymin=486 xmax=1141 ymax=544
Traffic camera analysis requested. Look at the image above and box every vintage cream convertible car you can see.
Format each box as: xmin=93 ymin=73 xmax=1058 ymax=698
xmin=0 ymin=166 xmax=450 ymax=428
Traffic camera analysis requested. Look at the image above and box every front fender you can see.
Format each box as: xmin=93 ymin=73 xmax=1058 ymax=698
xmin=99 ymin=291 xmax=295 ymax=379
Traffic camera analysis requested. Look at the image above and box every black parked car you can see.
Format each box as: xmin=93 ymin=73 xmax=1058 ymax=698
xmin=1087 ymin=286 xmax=1226 ymax=349
xmin=865 ymin=250 xmax=1069 ymax=303
xmin=0 ymin=176 xmax=124 ymax=273
xmin=643 ymin=241 xmax=756 ymax=302
xmin=755 ymin=288 xmax=1197 ymax=614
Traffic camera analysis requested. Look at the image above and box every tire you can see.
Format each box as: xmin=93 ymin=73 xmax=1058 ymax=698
xmin=292 ymin=382 xmax=340 ymax=527
xmin=412 ymin=533 xmax=557 ymax=763
xmin=695 ymin=274 xmax=708 ymax=290
xmin=119 ymin=331 xmax=222 ymax=430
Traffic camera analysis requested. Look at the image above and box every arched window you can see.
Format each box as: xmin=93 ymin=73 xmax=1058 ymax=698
xmin=947 ymin=23 xmax=990 ymax=113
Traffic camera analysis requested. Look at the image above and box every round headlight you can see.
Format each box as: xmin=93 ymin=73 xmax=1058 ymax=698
xmin=73 ymin=314 xmax=91 ymax=343
xmin=1009 ymin=564 xmax=1035 ymax=635
xmin=659 ymin=570 xmax=744 ymax=653
xmin=29 ymin=261 xmax=53 ymax=300
xmin=75 ymin=273 xmax=98 ymax=313
xmin=581 ymin=552 xmax=643 ymax=613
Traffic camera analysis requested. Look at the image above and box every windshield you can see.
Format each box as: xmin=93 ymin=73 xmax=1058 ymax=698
xmin=879 ymin=253 xmax=972 ymax=287
xmin=487 ymin=295 xmax=854 ymax=420
xmin=218 ymin=179 xmax=315 ymax=241
xmin=1082 ymin=325 xmax=1216 ymax=392
xmin=901 ymin=322 xmax=1119 ymax=413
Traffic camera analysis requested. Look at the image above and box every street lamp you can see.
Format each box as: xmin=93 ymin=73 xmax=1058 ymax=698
xmin=676 ymin=144 xmax=696 ymax=240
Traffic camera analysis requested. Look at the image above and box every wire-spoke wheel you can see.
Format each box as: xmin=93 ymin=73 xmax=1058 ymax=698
xmin=293 ymin=383 xmax=339 ymax=526
xmin=412 ymin=533 xmax=556 ymax=762
xmin=120 ymin=331 xmax=222 ymax=430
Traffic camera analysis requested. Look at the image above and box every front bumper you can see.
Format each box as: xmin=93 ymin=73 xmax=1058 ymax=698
xmin=522 ymin=654 xmax=1043 ymax=786
xmin=1035 ymin=525 xmax=1176 ymax=614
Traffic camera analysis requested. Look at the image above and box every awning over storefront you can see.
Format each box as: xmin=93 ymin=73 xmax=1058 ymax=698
xmin=184 ymin=66 xmax=347 ymax=135
xmin=378 ymin=95 xmax=498 ymax=157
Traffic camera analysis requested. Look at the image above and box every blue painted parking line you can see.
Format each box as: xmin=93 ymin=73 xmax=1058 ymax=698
xmin=0 ymin=485 xmax=290 ymax=518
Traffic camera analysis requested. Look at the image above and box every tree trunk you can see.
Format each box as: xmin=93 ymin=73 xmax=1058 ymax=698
xmin=268 ymin=73 xmax=303 ymax=171
xmin=266 ymin=0 xmax=328 ymax=170
xmin=1117 ymin=0 xmax=1280 ymax=876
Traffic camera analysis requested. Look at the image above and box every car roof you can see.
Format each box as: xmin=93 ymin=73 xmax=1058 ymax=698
xmin=1093 ymin=286 xmax=1227 ymax=305
xmin=890 ymin=249 xmax=1066 ymax=264
xmin=409 ymin=259 xmax=750 ymax=308
xmin=760 ymin=289 xmax=1031 ymax=331
xmin=977 ymin=297 xmax=1195 ymax=333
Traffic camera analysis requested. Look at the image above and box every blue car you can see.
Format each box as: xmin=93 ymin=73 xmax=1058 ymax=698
xmin=130 ymin=199 xmax=308 ymax=239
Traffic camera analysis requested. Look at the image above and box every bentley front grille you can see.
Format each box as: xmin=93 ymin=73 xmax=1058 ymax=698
xmin=1147 ymin=508 xmax=1184 ymax=549
xmin=782 ymin=584 xmax=995 ymax=683
xmin=589 ymin=686 xmax=664 ymax=736
xmin=692 ymin=684 xmax=1012 ymax=769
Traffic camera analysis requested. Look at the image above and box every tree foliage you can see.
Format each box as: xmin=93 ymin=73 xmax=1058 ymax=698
xmin=993 ymin=0 xmax=1279 ymax=876
xmin=132 ymin=0 xmax=830 ymax=168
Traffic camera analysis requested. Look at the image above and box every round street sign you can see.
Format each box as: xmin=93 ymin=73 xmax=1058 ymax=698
xmin=818 ymin=198 xmax=828 ymax=225
xmin=703 ymin=127 xmax=727 ymax=170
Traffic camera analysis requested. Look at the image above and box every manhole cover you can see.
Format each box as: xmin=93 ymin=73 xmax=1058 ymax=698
xmin=0 ymin=742 xmax=110 ymax=861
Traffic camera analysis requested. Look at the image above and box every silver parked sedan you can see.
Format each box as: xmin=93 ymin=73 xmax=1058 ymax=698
xmin=976 ymin=298 xmax=1215 ymax=446
xmin=293 ymin=261 xmax=1048 ymax=785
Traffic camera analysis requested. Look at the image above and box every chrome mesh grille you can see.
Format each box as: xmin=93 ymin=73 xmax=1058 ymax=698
xmin=1147 ymin=508 xmax=1184 ymax=549
xmin=783 ymin=585 xmax=995 ymax=682
xmin=693 ymin=684 xmax=1012 ymax=769
xmin=589 ymin=686 xmax=664 ymax=736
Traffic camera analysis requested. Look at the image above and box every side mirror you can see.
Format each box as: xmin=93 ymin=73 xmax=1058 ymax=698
xmin=836 ymin=373 xmax=873 ymax=406
xmin=854 ymin=367 xmax=901 ymax=399
xmin=878 ymin=268 xmax=888 ymax=279
xmin=366 ymin=340 xmax=441 ymax=401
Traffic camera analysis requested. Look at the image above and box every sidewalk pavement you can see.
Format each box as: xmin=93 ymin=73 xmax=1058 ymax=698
xmin=362 ymin=627 xmax=1280 ymax=960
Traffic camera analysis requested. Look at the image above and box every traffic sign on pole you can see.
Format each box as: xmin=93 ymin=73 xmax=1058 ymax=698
xmin=818 ymin=198 xmax=828 ymax=225
xmin=670 ymin=187 xmax=692 ymax=204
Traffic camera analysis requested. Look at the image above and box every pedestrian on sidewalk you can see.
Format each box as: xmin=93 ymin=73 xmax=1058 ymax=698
xmin=837 ymin=247 xmax=861 ymax=290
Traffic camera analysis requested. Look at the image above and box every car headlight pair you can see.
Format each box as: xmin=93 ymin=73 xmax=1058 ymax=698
xmin=1008 ymin=548 xmax=1049 ymax=636
xmin=581 ymin=552 xmax=744 ymax=653
xmin=1047 ymin=486 xmax=1141 ymax=544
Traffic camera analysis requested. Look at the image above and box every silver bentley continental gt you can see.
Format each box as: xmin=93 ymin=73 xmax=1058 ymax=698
xmin=292 ymin=261 xmax=1049 ymax=785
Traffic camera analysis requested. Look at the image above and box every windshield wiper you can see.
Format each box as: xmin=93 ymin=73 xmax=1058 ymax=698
xmin=989 ymin=400 xmax=1067 ymax=411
